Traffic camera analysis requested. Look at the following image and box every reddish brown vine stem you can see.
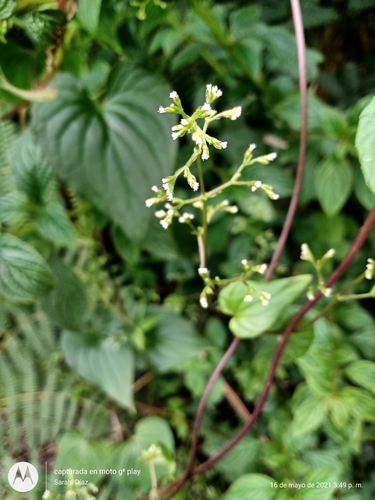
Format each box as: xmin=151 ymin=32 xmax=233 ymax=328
xmin=157 ymin=206 xmax=375 ymax=500
xmin=265 ymin=0 xmax=308 ymax=281
xmin=191 ymin=205 xmax=375 ymax=477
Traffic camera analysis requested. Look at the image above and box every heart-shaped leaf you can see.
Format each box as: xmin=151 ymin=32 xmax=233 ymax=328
xmin=33 ymin=64 xmax=177 ymax=240
xmin=61 ymin=331 xmax=135 ymax=410
xmin=218 ymin=275 xmax=311 ymax=338
xmin=0 ymin=233 xmax=55 ymax=302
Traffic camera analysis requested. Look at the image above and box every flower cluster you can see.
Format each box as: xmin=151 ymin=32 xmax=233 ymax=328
xmin=158 ymin=85 xmax=242 ymax=163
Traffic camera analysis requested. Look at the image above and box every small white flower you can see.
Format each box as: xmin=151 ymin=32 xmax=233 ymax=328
xmin=227 ymin=205 xmax=238 ymax=214
xmin=271 ymin=193 xmax=279 ymax=200
xmin=241 ymin=259 xmax=248 ymax=265
xmin=146 ymin=198 xmax=155 ymax=207
xmin=202 ymin=102 xmax=211 ymax=111
xmin=261 ymin=298 xmax=269 ymax=306
xmin=365 ymin=258 xmax=374 ymax=279
xmin=249 ymin=144 xmax=256 ymax=151
xmin=160 ymin=219 xmax=169 ymax=229
xmin=192 ymin=182 xmax=199 ymax=191
xmin=172 ymin=132 xmax=179 ymax=140
xmin=198 ymin=267 xmax=209 ymax=275
xmin=324 ymin=287 xmax=333 ymax=297
xmin=169 ymin=91 xmax=177 ymax=99
xmin=251 ymin=181 xmax=262 ymax=192
xmin=326 ymin=248 xmax=335 ymax=258
xmin=244 ymin=294 xmax=253 ymax=302
xmin=231 ymin=106 xmax=242 ymax=120
xmin=155 ymin=210 xmax=166 ymax=218
xmin=178 ymin=216 xmax=185 ymax=223
xmin=300 ymin=243 xmax=311 ymax=261
xmin=200 ymin=296 xmax=208 ymax=309
xmin=180 ymin=118 xmax=188 ymax=125
xmin=151 ymin=185 xmax=158 ymax=192
xmin=202 ymin=151 xmax=209 ymax=160
xmin=220 ymin=141 xmax=228 ymax=149
xmin=167 ymin=194 xmax=173 ymax=201
xmin=258 ymin=264 xmax=267 ymax=274
xmin=195 ymin=136 xmax=203 ymax=146
xmin=307 ymin=289 xmax=315 ymax=301
xmin=167 ymin=209 xmax=174 ymax=216
xmin=266 ymin=152 xmax=277 ymax=161
xmin=158 ymin=106 xmax=166 ymax=113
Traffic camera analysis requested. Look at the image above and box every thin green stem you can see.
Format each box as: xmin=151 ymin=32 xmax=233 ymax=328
xmin=298 ymin=273 xmax=366 ymax=330
xmin=196 ymin=155 xmax=208 ymax=267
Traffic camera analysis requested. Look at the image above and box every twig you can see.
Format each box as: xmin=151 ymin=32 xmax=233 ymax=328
xmin=222 ymin=380 xmax=252 ymax=422
xmin=265 ymin=0 xmax=308 ymax=281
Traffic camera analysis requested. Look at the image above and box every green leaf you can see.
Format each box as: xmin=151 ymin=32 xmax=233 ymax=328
xmin=35 ymin=203 xmax=76 ymax=246
xmin=218 ymin=275 xmax=311 ymax=338
xmin=0 ymin=234 xmax=55 ymax=302
xmin=221 ymin=473 xmax=276 ymax=500
xmin=328 ymin=395 xmax=351 ymax=429
xmin=42 ymin=258 xmax=88 ymax=330
xmin=292 ymin=393 xmax=327 ymax=436
xmin=356 ymin=95 xmax=375 ymax=195
xmin=113 ymin=417 xmax=175 ymax=490
xmin=302 ymin=467 xmax=340 ymax=500
xmin=147 ymin=310 xmax=206 ymax=371
xmin=11 ymin=129 xmax=54 ymax=205
xmin=315 ymin=156 xmax=352 ymax=216
xmin=229 ymin=6 xmax=260 ymax=40
xmin=274 ymin=92 xmax=332 ymax=131
xmin=345 ymin=360 xmax=375 ymax=394
xmin=33 ymin=64 xmax=177 ymax=241
xmin=77 ymin=0 xmax=102 ymax=33
xmin=61 ymin=331 xmax=135 ymax=409
xmin=281 ymin=325 xmax=314 ymax=363
xmin=54 ymin=431 xmax=114 ymax=485
xmin=340 ymin=386 xmax=375 ymax=422
xmin=354 ymin=165 xmax=375 ymax=210
xmin=0 ymin=0 xmax=16 ymax=20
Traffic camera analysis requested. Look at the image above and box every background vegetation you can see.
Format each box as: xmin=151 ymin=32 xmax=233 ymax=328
xmin=1 ymin=0 xmax=375 ymax=498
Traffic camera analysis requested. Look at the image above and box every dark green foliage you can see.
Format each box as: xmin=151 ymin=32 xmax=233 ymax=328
xmin=1 ymin=0 xmax=375 ymax=498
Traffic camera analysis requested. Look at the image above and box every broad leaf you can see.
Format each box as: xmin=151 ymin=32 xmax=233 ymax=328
xmin=113 ymin=417 xmax=175 ymax=490
xmin=11 ymin=129 xmax=54 ymax=205
xmin=339 ymin=387 xmax=375 ymax=422
xmin=345 ymin=360 xmax=375 ymax=394
xmin=61 ymin=331 xmax=134 ymax=409
xmin=292 ymin=393 xmax=327 ymax=436
xmin=0 ymin=234 xmax=55 ymax=302
xmin=315 ymin=156 xmax=352 ymax=216
xmin=221 ymin=473 xmax=276 ymax=500
xmin=77 ymin=0 xmax=102 ymax=33
xmin=147 ymin=310 xmax=207 ymax=371
xmin=33 ymin=65 xmax=177 ymax=240
xmin=54 ymin=431 xmax=114 ymax=486
xmin=35 ymin=203 xmax=76 ymax=246
xmin=356 ymin=95 xmax=375 ymax=195
xmin=43 ymin=258 xmax=88 ymax=330
xmin=218 ymin=275 xmax=311 ymax=338
xmin=0 ymin=0 xmax=16 ymax=20
xmin=302 ymin=467 xmax=340 ymax=500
